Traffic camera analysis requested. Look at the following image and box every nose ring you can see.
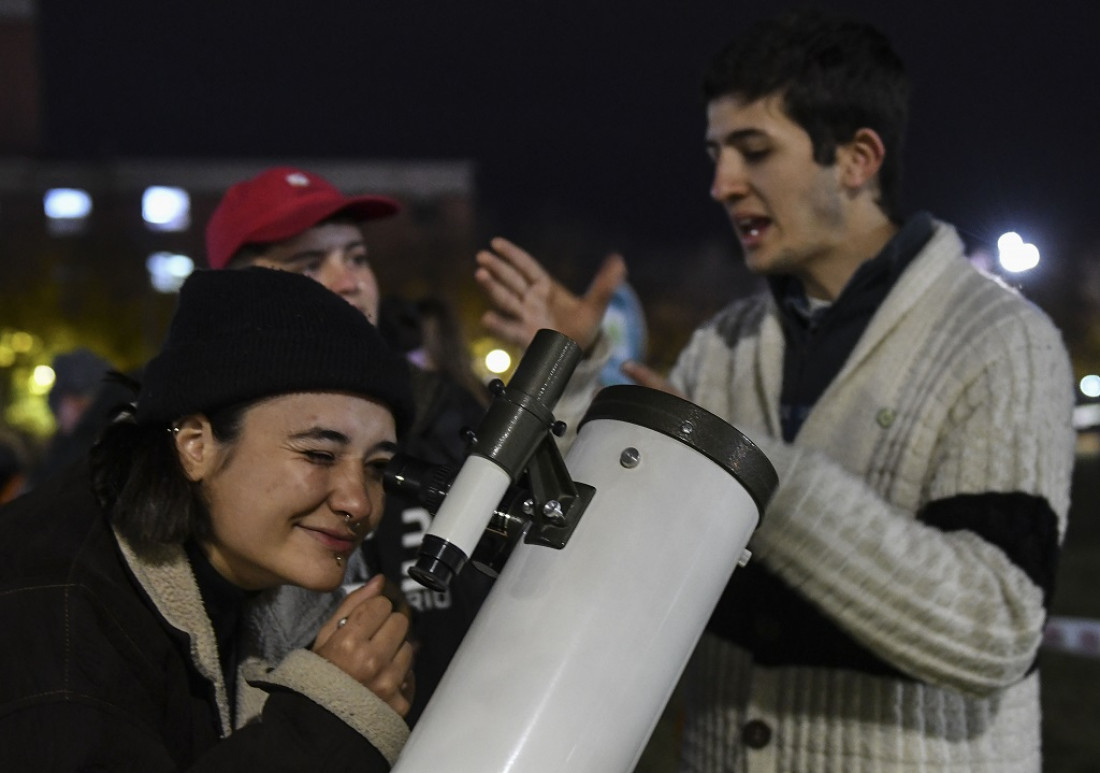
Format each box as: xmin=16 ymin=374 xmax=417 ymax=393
xmin=342 ymin=511 xmax=360 ymax=534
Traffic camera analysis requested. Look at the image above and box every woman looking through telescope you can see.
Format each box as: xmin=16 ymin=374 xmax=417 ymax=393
xmin=0 ymin=268 xmax=417 ymax=771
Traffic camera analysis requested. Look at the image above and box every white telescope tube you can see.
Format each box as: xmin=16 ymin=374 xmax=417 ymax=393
xmin=393 ymin=386 xmax=775 ymax=773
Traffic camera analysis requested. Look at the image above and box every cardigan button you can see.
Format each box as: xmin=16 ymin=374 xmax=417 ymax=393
xmin=741 ymin=718 xmax=772 ymax=749
xmin=876 ymin=407 xmax=896 ymax=428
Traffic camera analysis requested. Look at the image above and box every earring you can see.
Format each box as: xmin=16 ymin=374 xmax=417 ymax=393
xmin=342 ymin=512 xmax=360 ymax=533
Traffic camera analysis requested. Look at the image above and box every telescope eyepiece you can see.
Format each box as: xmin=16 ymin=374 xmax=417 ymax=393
xmin=410 ymin=534 xmax=469 ymax=593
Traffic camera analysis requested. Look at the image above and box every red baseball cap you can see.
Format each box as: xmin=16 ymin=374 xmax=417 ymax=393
xmin=205 ymin=166 xmax=401 ymax=269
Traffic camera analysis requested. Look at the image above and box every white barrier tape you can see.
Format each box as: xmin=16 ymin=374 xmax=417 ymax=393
xmin=1042 ymin=616 xmax=1100 ymax=658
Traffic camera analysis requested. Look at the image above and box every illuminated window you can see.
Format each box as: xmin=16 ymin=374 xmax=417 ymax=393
xmin=146 ymin=252 xmax=195 ymax=293
xmin=142 ymin=186 xmax=191 ymax=232
xmin=43 ymin=188 xmax=93 ymax=235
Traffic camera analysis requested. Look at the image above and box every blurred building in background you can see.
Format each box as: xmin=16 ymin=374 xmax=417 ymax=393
xmin=0 ymin=0 xmax=38 ymax=155
xmin=0 ymin=2 xmax=487 ymax=441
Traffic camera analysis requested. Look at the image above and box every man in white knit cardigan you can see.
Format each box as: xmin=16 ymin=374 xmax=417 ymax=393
xmin=472 ymin=9 xmax=1076 ymax=773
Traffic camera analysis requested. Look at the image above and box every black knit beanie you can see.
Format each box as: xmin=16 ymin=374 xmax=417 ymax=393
xmin=136 ymin=267 xmax=414 ymax=433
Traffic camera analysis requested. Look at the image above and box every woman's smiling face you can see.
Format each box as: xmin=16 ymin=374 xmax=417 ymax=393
xmin=178 ymin=391 xmax=397 ymax=591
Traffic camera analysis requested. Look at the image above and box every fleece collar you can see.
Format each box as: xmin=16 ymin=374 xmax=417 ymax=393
xmin=113 ymin=529 xmax=233 ymax=734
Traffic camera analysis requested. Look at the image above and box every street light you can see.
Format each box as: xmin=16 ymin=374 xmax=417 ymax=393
xmin=485 ymin=348 xmax=511 ymax=374
xmin=997 ymin=232 xmax=1040 ymax=273
xmin=1080 ymin=375 xmax=1100 ymax=399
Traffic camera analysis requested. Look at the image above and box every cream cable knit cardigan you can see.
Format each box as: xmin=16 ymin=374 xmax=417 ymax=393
xmin=561 ymin=221 xmax=1076 ymax=772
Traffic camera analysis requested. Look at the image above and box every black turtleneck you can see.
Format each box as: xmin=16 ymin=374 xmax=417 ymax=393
xmin=184 ymin=540 xmax=257 ymax=714
xmin=770 ymin=212 xmax=934 ymax=441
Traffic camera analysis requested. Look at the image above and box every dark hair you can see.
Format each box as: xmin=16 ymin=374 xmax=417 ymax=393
xmin=702 ymin=9 xmax=909 ymax=221
xmin=90 ymin=397 xmax=251 ymax=550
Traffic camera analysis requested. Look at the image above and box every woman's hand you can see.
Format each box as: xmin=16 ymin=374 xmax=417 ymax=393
xmin=313 ymin=575 xmax=415 ymax=716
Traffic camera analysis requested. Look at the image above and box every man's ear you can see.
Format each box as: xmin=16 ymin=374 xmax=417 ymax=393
xmin=837 ymin=127 xmax=887 ymax=191
xmin=173 ymin=414 xmax=215 ymax=483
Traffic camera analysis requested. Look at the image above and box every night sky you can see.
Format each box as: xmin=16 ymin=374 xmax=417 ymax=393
xmin=36 ymin=0 xmax=1100 ymax=284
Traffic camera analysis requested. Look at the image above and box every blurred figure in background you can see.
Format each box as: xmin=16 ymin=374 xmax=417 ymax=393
xmin=207 ymin=167 xmax=492 ymax=725
xmin=28 ymin=347 xmax=114 ymax=488
xmin=407 ymin=296 xmax=491 ymax=410
xmin=378 ymin=295 xmax=490 ymax=459
xmin=0 ymin=425 xmax=31 ymax=504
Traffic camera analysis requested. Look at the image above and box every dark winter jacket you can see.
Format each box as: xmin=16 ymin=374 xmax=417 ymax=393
xmin=0 ymin=463 xmax=408 ymax=771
